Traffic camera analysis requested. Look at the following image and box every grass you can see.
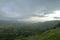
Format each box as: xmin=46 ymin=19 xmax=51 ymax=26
xmin=15 ymin=27 xmax=60 ymax=40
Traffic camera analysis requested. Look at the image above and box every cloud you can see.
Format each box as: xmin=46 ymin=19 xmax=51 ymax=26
xmin=21 ymin=17 xmax=54 ymax=22
xmin=22 ymin=10 xmax=60 ymax=22
xmin=0 ymin=0 xmax=60 ymax=22
xmin=45 ymin=10 xmax=60 ymax=18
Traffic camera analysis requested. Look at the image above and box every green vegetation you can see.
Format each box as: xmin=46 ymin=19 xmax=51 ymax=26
xmin=15 ymin=22 xmax=60 ymax=40
xmin=0 ymin=23 xmax=42 ymax=40
xmin=0 ymin=21 xmax=60 ymax=40
xmin=20 ymin=27 xmax=60 ymax=40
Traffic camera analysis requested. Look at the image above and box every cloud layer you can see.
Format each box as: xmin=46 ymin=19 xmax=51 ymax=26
xmin=0 ymin=0 xmax=60 ymax=22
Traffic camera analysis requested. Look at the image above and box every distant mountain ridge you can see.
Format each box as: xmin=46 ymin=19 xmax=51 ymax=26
xmin=0 ymin=20 xmax=60 ymax=30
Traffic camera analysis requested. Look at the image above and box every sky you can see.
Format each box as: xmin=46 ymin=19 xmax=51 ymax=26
xmin=0 ymin=0 xmax=60 ymax=22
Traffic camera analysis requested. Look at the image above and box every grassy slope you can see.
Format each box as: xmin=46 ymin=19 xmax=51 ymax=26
xmin=15 ymin=27 xmax=60 ymax=40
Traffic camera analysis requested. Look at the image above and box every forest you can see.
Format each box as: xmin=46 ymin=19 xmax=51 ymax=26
xmin=0 ymin=20 xmax=60 ymax=40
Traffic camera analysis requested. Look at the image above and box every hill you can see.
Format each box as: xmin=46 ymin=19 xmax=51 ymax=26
xmin=0 ymin=20 xmax=60 ymax=40
xmin=15 ymin=27 xmax=60 ymax=40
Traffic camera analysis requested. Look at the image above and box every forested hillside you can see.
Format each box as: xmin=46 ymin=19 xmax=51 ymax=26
xmin=16 ymin=27 xmax=60 ymax=40
xmin=0 ymin=20 xmax=60 ymax=40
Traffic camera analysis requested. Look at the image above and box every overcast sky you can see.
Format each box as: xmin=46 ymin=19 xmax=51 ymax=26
xmin=0 ymin=0 xmax=60 ymax=22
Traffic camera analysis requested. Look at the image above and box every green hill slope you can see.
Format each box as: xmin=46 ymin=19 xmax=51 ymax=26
xmin=15 ymin=27 xmax=60 ymax=40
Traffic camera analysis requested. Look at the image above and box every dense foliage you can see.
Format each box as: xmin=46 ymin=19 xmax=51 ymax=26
xmin=0 ymin=20 xmax=60 ymax=40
